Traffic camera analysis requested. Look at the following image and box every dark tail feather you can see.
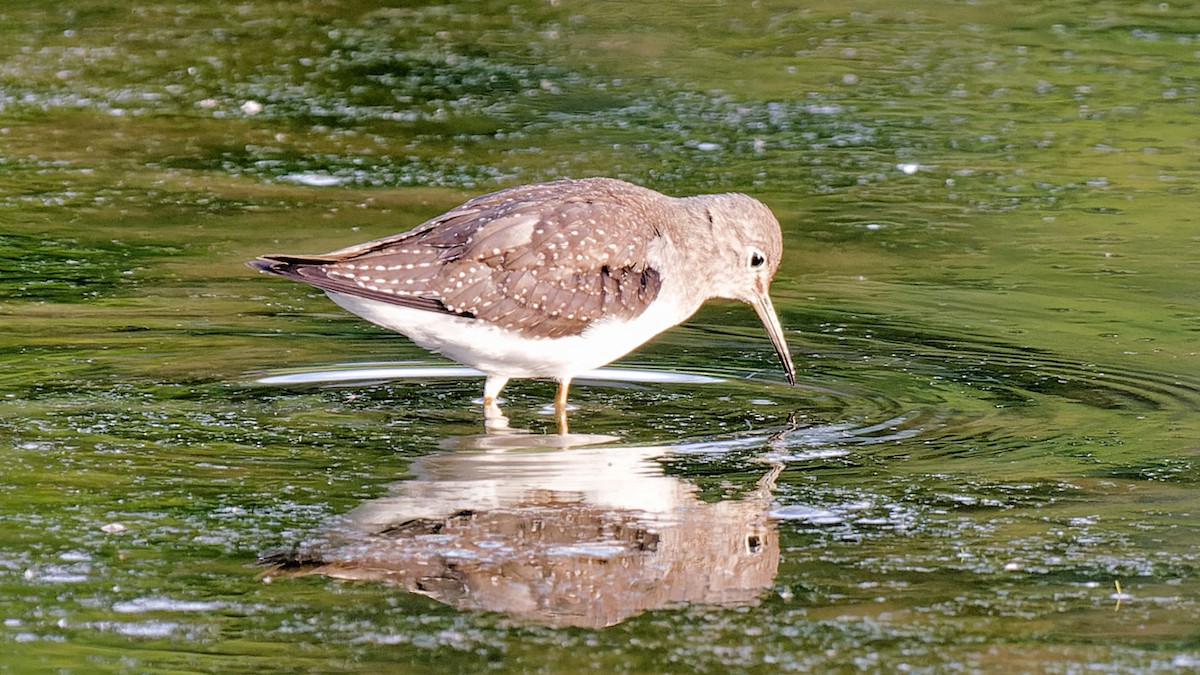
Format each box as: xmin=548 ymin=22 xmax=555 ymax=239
xmin=247 ymin=253 xmax=451 ymax=315
xmin=246 ymin=253 xmax=341 ymax=290
xmin=246 ymin=254 xmax=336 ymax=275
xmin=246 ymin=258 xmax=276 ymax=273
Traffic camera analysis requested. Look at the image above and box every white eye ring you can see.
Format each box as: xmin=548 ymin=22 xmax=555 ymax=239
xmin=749 ymin=250 xmax=766 ymax=268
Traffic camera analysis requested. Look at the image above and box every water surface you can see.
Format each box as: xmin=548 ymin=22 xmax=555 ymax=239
xmin=1 ymin=0 xmax=1198 ymax=672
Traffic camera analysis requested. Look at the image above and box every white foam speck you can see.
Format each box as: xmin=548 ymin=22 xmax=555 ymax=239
xmin=112 ymin=597 xmax=225 ymax=614
xmin=280 ymin=173 xmax=346 ymax=187
xmin=770 ymin=505 xmax=844 ymax=524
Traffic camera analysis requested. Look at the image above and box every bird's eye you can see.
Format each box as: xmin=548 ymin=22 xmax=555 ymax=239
xmin=749 ymin=251 xmax=766 ymax=268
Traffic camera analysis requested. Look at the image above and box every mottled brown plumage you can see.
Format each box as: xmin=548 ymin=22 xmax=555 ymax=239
xmin=258 ymin=179 xmax=668 ymax=338
xmin=250 ymin=177 xmax=795 ymax=423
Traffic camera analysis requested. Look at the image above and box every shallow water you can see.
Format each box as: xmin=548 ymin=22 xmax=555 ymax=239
xmin=1 ymin=0 xmax=1199 ymax=672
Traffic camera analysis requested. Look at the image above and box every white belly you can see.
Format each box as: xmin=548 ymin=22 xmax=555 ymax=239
xmin=325 ymin=291 xmax=698 ymax=380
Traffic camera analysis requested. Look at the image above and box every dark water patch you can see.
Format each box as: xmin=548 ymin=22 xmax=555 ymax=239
xmin=0 ymin=234 xmax=140 ymax=301
xmin=796 ymin=311 xmax=1200 ymax=415
xmin=1097 ymin=457 xmax=1200 ymax=485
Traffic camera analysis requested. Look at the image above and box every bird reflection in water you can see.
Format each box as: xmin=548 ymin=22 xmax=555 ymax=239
xmin=261 ymin=434 xmax=782 ymax=628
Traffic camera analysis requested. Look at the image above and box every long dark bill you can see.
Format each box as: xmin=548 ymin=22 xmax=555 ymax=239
xmin=750 ymin=291 xmax=797 ymax=385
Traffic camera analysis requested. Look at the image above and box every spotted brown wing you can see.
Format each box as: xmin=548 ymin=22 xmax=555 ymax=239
xmin=251 ymin=179 xmax=666 ymax=338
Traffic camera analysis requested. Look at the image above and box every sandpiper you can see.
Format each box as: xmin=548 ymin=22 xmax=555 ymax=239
xmin=249 ymin=177 xmax=796 ymax=422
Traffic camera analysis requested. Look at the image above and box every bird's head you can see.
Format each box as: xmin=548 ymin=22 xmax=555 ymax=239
xmin=680 ymin=192 xmax=796 ymax=385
